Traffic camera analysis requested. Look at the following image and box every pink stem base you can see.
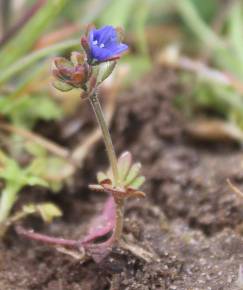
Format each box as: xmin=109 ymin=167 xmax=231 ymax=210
xmin=16 ymin=225 xmax=78 ymax=247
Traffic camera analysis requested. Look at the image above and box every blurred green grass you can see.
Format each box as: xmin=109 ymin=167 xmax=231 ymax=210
xmin=1 ymin=0 xmax=243 ymax=151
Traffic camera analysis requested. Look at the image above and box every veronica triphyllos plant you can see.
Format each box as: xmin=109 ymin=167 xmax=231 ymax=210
xmin=16 ymin=25 xmax=145 ymax=263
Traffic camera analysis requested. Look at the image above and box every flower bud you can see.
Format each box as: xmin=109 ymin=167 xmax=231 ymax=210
xmin=81 ymin=36 xmax=90 ymax=60
xmin=51 ymin=53 xmax=91 ymax=92
xmin=71 ymin=51 xmax=85 ymax=66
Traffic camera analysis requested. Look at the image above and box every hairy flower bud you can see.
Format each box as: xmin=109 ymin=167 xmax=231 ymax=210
xmin=81 ymin=36 xmax=91 ymax=60
xmin=71 ymin=51 xmax=85 ymax=66
xmin=51 ymin=52 xmax=91 ymax=92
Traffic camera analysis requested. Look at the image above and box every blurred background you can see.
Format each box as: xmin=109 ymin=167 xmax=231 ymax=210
xmin=1 ymin=0 xmax=243 ymax=129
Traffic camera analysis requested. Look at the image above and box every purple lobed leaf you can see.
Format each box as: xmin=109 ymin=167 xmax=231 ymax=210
xmin=80 ymin=196 xmax=115 ymax=244
xmin=16 ymin=196 xmax=117 ymax=263
xmin=78 ymin=196 xmax=116 ymax=262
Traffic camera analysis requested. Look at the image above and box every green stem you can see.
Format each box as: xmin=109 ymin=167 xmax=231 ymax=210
xmin=0 ymin=185 xmax=18 ymax=223
xmin=113 ymin=197 xmax=124 ymax=242
xmin=89 ymin=93 xmax=124 ymax=242
xmin=0 ymin=209 xmax=27 ymax=237
xmin=89 ymin=93 xmax=119 ymax=184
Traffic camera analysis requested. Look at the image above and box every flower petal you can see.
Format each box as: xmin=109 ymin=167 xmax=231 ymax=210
xmin=90 ymin=46 xmax=114 ymax=61
xmin=88 ymin=26 xmax=129 ymax=62
xmin=108 ymin=43 xmax=128 ymax=55
xmin=88 ymin=29 xmax=95 ymax=45
xmin=95 ymin=26 xmax=117 ymax=46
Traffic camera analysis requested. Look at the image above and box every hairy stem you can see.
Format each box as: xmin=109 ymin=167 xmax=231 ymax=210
xmin=89 ymin=93 xmax=125 ymax=242
xmin=113 ymin=197 xmax=124 ymax=242
xmin=89 ymin=93 xmax=119 ymax=184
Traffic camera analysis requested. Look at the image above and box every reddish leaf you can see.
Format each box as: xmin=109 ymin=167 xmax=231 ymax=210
xmin=16 ymin=196 xmax=117 ymax=263
xmin=79 ymin=196 xmax=116 ymax=262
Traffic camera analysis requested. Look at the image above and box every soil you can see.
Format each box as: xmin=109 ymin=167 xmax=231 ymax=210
xmin=1 ymin=67 xmax=243 ymax=290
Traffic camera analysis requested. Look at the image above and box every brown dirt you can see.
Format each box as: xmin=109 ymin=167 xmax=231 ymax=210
xmin=1 ymin=68 xmax=243 ymax=290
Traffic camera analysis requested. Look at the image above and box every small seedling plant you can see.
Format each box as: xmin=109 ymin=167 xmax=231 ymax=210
xmin=17 ymin=25 xmax=146 ymax=263
xmin=0 ymin=146 xmax=65 ymax=235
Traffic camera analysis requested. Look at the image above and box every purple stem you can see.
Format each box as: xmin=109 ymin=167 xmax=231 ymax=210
xmin=16 ymin=197 xmax=117 ymax=262
xmin=15 ymin=225 xmax=78 ymax=247
xmin=0 ymin=0 xmax=46 ymax=48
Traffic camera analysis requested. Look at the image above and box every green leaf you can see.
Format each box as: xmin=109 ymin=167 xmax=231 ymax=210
xmin=24 ymin=176 xmax=48 ymax=187
xmin=36 ymin=203 xmax=62 ymax=223
xmin=0 ymin=157 xmax=23 ymax=183
xmin=98 ymin=61 xmax=117 ymax=83
xmin=22 ymin=204 xmax=36 ymax=215
xmin=52 ymin=80 xmax=73 ymax=92
xmin=97 ymin=171 xmax=109 ymax=183
xmin=130 ymin=176 xmax=145 ymax=189
xmin=0 ymin=150 xmax=57 ymax=223
xmin=29 ymin=96 xmax=63 ymax=122
xmin=0 ymin=95 xmax=63 ymax=128
xmin=117 ymin=151 xmax=132 ymax=182
xmin=125 ymin=162 xmax=142 ymax=186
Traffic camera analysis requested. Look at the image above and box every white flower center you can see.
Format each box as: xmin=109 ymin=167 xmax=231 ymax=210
xmin=93 ymin=40 xmax=105 ymax=48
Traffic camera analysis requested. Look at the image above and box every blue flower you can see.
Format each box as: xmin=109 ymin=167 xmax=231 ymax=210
xmin=88 ymin=26 xmax=128 ymax=62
